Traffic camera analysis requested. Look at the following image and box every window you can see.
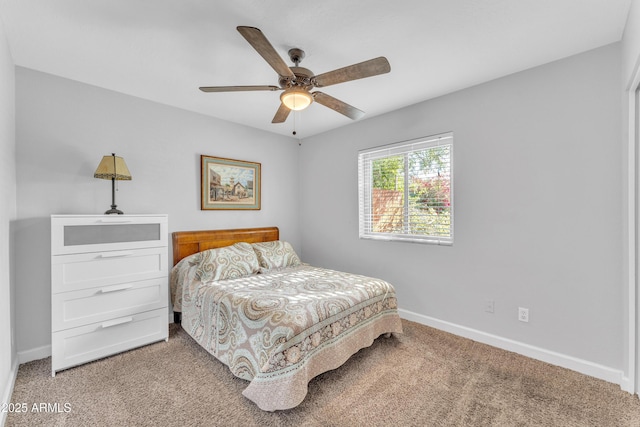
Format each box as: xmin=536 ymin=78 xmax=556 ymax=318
xmin=358 ymin=133 xmax=453 ymax=245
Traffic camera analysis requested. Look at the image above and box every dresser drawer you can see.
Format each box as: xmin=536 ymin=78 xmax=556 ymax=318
xmin=52 ymin=247 xmax=167 ymax=293
xmin=52 ymin=308 xmax=168 ymax=374
xmin=52 ymin=215 xmax=168 ymax=255
xmin=52 ymin=278 xmax=168 ymax=331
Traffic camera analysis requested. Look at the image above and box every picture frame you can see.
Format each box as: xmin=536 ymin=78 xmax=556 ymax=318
xmin=201 ymin=155 xmax=261 ymax=210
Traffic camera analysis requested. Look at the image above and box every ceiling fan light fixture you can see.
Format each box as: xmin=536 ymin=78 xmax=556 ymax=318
xmin=280 ymin=88 xmax=313 ymax=111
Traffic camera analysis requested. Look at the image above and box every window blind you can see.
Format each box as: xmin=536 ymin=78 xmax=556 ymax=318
xmin=358 ymin=132 xmax=453 ymax=245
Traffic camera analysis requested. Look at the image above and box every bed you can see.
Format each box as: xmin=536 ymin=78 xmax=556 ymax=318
xmin=170 ymin=227 xmax=403 ymax=411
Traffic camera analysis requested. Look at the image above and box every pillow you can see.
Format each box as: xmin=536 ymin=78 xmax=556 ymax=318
xmin=192 ymin=242 xmax=260 ymax=282
xmin=251 ymin=240 xmax=301 ymax=270
xmin=169 ymin=252 xmax=201 ymax=312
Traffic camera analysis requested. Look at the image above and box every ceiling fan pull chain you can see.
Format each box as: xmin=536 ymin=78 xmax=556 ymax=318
xmin=293 ymin=111 xmax=297 ymax=136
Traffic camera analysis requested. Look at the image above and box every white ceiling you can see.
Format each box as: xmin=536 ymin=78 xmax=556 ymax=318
xmin=0 ymin=0 xmax=632 ymax=138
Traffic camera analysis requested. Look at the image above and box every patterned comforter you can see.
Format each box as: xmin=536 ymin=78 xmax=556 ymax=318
xmin=173 ymin=264 xmax=403 ymax=411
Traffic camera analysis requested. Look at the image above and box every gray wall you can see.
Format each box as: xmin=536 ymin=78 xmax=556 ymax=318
xmin=623 ymin=0 xmax=640 ymax=88
xmin=15 ymin=68 xmax=300 ymax=353
xmin=622 ymin=0 xmax=640 ymax=387
xmin=0 ymin=14 xmax=16 ymax=415
xmin=299 ymin=44 xmax=623 ymax=370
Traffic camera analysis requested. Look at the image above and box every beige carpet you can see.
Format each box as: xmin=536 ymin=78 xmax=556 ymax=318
xmin=6 ymin=320 xmax=640 ymax=426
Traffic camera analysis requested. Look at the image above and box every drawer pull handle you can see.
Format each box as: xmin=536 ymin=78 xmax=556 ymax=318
xmin=100 ymin=284 xmax=133 ymax=293
xmin=98 ymin=251 xmax=134 ymax=258
xmin=101 ymin=317 xmax=133 ymax=328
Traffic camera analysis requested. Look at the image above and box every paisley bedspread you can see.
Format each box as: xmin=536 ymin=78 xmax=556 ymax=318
xmin=177 ymin=264 xmax=403 ymax=411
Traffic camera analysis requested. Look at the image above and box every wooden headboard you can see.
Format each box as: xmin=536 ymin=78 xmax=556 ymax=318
xmin=172 ymin=227 xmax=279 ymax=265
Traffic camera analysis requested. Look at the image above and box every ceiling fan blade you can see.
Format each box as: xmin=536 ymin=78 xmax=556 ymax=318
xmin=272 ymin=103 xmax=291 ymax=123
xmin=312 ymin=92 xmax=365 ymax=120
xmin=313 ymin=57 xmax=391 ymax=88
xmin=199 ymin=85 xmax=280 ymax=92
xmin=237 ymin=26 xmax=295 ymax=78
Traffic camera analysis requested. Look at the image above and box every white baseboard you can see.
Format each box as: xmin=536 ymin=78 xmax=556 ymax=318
xmin=620 ymin=376 xmax=634 ymax=393
xmin=399 ymin=308 xmax=624 ymax=387
xmin=1 ymin=358 xmax=19 ymax=427
xmin=17 ymin=345 xmax=51 ymax=365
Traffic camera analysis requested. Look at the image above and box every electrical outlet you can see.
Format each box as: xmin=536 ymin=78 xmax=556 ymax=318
xmin=518 ymin=307 xmax=529 ymax=322
xmin=484 ymin=299 xmax=494 ymax=313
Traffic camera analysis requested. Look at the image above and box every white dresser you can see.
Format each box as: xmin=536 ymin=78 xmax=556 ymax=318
xmin=51 ymin=214 xmax=169 ymax=376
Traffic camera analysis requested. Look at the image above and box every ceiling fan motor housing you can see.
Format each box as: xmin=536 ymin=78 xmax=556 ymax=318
xmin=277 ymin=48 xmax=314 ymax=90
xmin=279 ymin=66 xmax=314 ymax=89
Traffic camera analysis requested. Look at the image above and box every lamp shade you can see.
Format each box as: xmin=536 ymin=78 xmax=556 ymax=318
xmin=94 ymin=154 xmax=132 ymax=180
xmin=280 ymin=88 xmax=313 ymax=111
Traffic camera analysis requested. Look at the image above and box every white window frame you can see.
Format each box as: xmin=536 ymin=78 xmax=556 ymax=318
xmin=358 ymin=132 xmax=454 ymax=245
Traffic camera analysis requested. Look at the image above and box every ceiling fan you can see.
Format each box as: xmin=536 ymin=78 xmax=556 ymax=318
xmin=199 ymin=26 xmax=391 ymax=124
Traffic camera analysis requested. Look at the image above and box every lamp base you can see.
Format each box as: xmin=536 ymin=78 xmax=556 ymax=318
xmin=104 ymin=207 xmax=124 ymax=215
xmin=104 ymin=178 xmax=124 ymax=214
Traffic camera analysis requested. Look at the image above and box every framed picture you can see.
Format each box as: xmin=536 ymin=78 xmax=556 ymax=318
xmin=201 ymin=155 xmax=261 ymax=210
